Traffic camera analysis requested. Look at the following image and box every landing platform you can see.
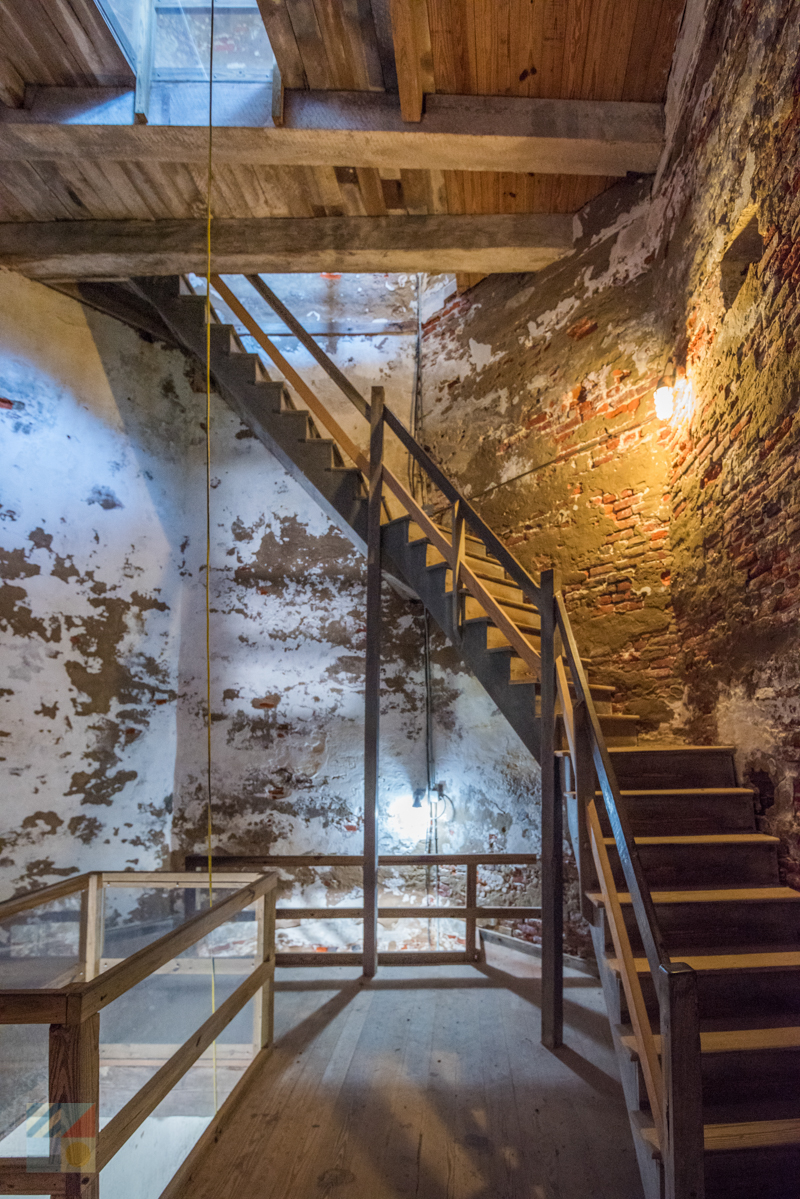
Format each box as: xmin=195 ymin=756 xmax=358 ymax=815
xmin=166 ymin=944 xmax=643 ymax=1199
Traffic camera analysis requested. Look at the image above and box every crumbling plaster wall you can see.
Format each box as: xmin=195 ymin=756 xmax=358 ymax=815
xmin=0 ymin=271 xmax=540 ymax=923
xmin=419 ymin=0 xmax=800 ymax=882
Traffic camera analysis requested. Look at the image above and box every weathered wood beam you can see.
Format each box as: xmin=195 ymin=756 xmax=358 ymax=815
xmin=0 ymin=87 xmax=664 ymax=175
xmin=389 ymin=0 xmax=435 ymax=121
xmin=0 ymin=213 xmax=575 ymax=278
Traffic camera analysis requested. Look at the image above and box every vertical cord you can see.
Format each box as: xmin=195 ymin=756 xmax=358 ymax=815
xmin=422 ymin=610 xmax=439 ymax=949
xmin=204 ymin=0 xmax=218 ymax=1116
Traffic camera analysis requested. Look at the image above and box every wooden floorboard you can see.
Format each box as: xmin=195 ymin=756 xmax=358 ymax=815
xmin=167 ymin=947 xmax=644 ymax=1199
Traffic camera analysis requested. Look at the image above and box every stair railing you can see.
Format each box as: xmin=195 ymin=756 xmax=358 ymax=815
xmin=206 ymin=278 xmax=704 ymax=1196
xmin=554 ymin=595 xmax=704 ymax=1199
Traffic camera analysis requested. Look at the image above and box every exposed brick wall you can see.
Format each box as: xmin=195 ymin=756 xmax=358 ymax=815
xmin=420 ymin=0 xmax=800 ymax=877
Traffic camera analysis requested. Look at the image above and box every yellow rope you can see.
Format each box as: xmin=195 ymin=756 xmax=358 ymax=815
xmin=204 ymin=0 xmax=218 ymax=1116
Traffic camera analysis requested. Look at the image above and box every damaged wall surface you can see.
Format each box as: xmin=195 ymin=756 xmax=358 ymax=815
xmin=419 ymin=0 xmax=800 ymax=885
xmin=0 ymin=270 xmax=540 ymax=953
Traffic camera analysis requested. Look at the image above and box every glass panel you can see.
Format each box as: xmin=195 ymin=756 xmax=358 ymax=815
xmin=0 ymin=895 xmax=82 ymax=989
xmin=153 ymin=1 xmax=276 ymax=81
xmin=0 ymin=1024 xmax=48 ymax=1150
xmin=100 ymin=996 xmax=257 ymax=1199
xmin=98 ymin=897 xmax=259 ymax=1120
xmin=378 ymin=916 xmax=466 ymax=953
xmin=273 ymin=863 xmax=362 ymax=956
xmin=100 ymin=0 xmax=146 ymax=61
xmin=101 ymin=883 xmax=242 ymax=960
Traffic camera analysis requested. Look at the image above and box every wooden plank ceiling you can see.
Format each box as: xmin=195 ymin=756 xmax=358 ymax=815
xmin=0 ymin=0 xmax=686 ymax=260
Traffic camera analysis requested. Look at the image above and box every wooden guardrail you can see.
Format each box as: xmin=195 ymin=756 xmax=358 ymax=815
xmin=0 ymin=870 xmax=277 ymax=1198
xmin=185 ymin=853 xmax=540 ymax=968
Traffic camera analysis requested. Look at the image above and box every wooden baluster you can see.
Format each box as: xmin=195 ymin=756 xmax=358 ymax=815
xmin=451 ymin=499 xmax=466 ymax=641
xmin=363 ymin=385 xmax=385 ymax=979
xmin=539 ymin=569 xmax=563 ymax=1049
xmin=49 ymin=1014 xmax=100 ymax=1199
xmin=465 ymin=861 xmax=478 ymax=963
xmin=78 ymin=874 xmax=103 ymax=983
xmin=253 ymin=890 xmax=276 ymax=1052
xmin=660 ymin=963 xmax=705 ymax=1199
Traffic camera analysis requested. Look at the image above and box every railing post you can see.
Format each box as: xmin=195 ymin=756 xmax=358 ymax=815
xmin=660 ymin=963 xmax=705 ymax=1199
xmin=49 ymin=1013 xmax=100 ymax=1198
xmin=363 ymin=385 xmax=385 ymax=979
xmin=465 ymin=861 xmax=478 ymax=962
xmin=539 ymin=568 xmax=562 ymax=1049
xmin=253 ymin=890 xmax=276 ymax=1051
xmin=573 ymin=700 xmax=598 ymax=922
xmin=451 ymin=499 xmax=466 ymax=641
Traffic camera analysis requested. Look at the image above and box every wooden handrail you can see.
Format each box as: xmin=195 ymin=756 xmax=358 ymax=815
xmin=72 ymin=873 xmax=276 ymax=1021
xmin=0 ymin=872 xmax=90 ymax=920
xmin=211 ymin=275 xmax=370 ymax=475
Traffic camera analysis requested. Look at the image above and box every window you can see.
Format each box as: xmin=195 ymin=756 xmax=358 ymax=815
xmin=720 ymin=214 xmax=763 ymax=310
xmin=153 ymin=0 xmax=275 ymax=81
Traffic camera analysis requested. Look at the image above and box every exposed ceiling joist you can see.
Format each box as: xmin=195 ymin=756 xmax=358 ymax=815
xmin=0 ymin=88 xmax=664 ymax=176
xmin=389 ymin=0 xmax=435 ymax=122
xmin=0 ymin=212 xmax=575 ymax=278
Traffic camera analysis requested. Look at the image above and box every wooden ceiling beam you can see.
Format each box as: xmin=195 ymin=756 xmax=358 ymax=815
xmin=0 ymin=212 xmax=575 ymax=278
xmin=0 ymin=87 xmax=664 ymax=176
xmin=389 ymin=0 xmax=435 ymax=121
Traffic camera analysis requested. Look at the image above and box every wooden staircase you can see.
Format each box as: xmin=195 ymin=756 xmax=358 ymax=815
xmin=577 ymin=745 xmax=800 ymax=1199
xmin=123 ymin=273 xmax=799 ymax=1199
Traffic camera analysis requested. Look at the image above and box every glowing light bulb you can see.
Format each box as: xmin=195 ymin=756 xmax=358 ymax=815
xmin=654 ymin=384 xmax=674 ymax=421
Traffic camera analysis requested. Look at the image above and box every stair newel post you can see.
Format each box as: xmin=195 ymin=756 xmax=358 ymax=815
xmin=660 ymin=962 xmax=705 ymax=1199
xmin=539 ymin=568 xmax=563 ymax=1049
xmin=363 ymin=385 xmax=385 ymax=979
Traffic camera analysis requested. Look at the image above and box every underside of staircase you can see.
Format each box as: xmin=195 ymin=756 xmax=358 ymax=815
xmin=126 ymin=275 xmax=800 ymax=1199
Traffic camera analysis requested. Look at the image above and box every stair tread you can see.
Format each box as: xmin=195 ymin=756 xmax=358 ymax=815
xmin=590 ymin=886 xmax=800 ymax=905
xmin=641 ymin=1118 xmax=800 ymax=1154
xmin=602 ymin=833 xmax=778 ymax=846
xmin=595 ymin=787 xmax=755 ymax=796
xmin=609 ymin=950 xmax=800 ymax=973
xmin=607 ymin=744 xmax=737 ymax=754
xmin=620 ymin=1026 xmax=800 ymax=1055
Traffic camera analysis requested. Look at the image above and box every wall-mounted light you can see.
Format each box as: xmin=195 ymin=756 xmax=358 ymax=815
xmin=653 ymin=359 xmax=677 ymax=421
xmin=412 ymin=788 xmax=424 ymax=809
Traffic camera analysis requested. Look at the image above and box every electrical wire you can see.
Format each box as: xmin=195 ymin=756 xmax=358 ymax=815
xmin=204 ymin=0 xmax=218 ymax=1116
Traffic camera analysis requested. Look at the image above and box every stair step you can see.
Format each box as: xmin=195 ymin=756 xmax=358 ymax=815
xmin=463 ymin=594 xmax=540 ymax=626
xmin=609 ymin=949 xmax=800 ymax=975
xmin=621 ymin=1025 xmax=800 ymax=1056
xmin=595 ymin=886 xmax=800 ymax=955
xmin=594 ymin=788 xmax=757 ymax=836
xmin=427 ymin=544 xmax=507 ymax=580
xmin=640 ymin=1118 xmax=800 ymax=1154
xmin=603 ymin=833 xmax=780 ymax=889
xmin=591 ymin=886 xmax=800 ymax=906
xmin=608 ymin=745 xmax=738 ymax=789
xmin=560 ymin=713 xmax=639 ymax=748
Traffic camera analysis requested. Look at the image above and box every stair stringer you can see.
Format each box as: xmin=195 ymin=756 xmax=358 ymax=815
xmin=129 ymin=276 xmax=369 ymax=553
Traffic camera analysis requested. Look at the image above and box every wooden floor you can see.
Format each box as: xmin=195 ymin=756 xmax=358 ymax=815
xmin=169 ymin=945 xmax=644 ymax=1199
